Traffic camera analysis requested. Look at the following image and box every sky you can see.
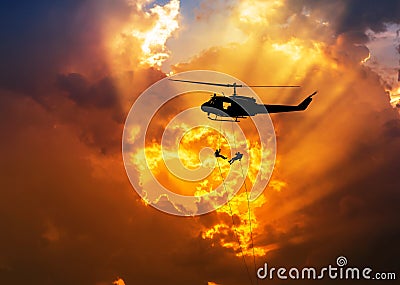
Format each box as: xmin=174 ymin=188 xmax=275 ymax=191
xmin=0 ymin=0 xmax=400 ymax=285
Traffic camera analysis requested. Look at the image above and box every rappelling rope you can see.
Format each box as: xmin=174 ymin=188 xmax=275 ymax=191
xmin=216 ymin=122 xmax=253 ymax=285
xmin=217 ymin=120 xmax=222 ymax=149
xmin=231 ymin=121 xmax=259 ymax=285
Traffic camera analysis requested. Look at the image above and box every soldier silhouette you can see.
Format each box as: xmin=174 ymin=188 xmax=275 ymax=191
xmin=228 ymin=152 xmax=243 ymax=165
xmin=214 ymin=149 xmax=227 ymax=160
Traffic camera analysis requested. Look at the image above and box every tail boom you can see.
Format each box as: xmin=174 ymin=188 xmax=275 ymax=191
xmin=262 ymin=91 xmax=317 ymax=114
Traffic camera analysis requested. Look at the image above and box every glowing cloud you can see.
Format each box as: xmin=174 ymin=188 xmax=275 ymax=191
xmin=113 ymin=278 xmax=126 ymax=285
xmin=202 ymin=191 xmax=267 ymax=257
xmin=272 ymin=39 xmax=303 ymax=61
xmin=361 ymin=52 xmax=371 ymax=64
xmin=237 ymin=0 xmax=283 ymax=25
xmin=131 ymin=0 xmax=180 ymax=67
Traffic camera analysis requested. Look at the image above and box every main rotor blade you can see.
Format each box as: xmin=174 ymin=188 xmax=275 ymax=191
xmin=169 ymin=79 xmax=300 ymax=88
xmin=168 ymin=79 xmax=237 ymax=87
xmin=247 ymin=85 xmax=301 ymax=88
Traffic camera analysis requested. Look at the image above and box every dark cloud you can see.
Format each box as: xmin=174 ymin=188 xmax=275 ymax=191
xmin=337 ymin=0 xmax=400 ymax=33
xmin=0 ymin=1 xmax=79 ymax=93
xmin=0 ymin=0 xmax=131 ymax=96
xmin=57 ymin=73 xmax=119 ymax=109
xmin=287 ymin=0 xmax=400 ymax=34
xmin=324 ymin=33 xmax=370 ymax=64
xmin=383 ymin=118 xmax=400 ymax=138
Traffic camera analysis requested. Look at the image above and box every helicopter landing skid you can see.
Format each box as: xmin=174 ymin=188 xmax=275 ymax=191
xmin=207 ymin=115 xmax=246 ymax=122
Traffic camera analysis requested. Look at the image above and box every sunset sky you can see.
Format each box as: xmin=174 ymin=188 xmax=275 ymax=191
xmin=1 ymin=0 xmax=400 ymax=284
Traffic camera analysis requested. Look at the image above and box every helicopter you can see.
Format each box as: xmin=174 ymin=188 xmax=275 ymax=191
xmin=169 ymin=79 xmax=317 ymax=122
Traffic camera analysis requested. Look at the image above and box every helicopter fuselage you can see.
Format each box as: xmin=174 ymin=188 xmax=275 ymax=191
xmin=201 ymin=93 xmax=315 ymax=121
xmin=201 ymin=95 xmax=259 ymax=118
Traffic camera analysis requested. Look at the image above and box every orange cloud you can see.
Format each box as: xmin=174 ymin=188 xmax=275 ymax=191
xmin=1 ymin=1 xmax=400 ymax=285
xmin=113 ymin=278 xmax=126 ymax=285
xmin=166 ymin=0 xmax=400 ymax=269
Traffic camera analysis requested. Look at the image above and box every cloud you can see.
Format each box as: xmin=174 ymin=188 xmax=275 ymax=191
xmin=164 ymin=0 xmax=247 ymax=70
xmin=0 ymin=0 xmax=129 ymax=96
xmin=170 ymin=2 xmax=400 ymax=280
xmin=113 ymin=277 xmax=126 ymax=285
xmin=130 ymin=0 xmax=180 ymax=67
xmin=286 ymin=0 xmax=400 ymax=34
xmin=1 ymin=1 xmax=400 ymax=285
xmin=1 ymin=93 xmax=243 ymax=285
xmin=57 ymin=73 xmax=119 ymax=109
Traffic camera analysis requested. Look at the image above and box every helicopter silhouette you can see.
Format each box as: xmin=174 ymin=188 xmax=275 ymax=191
xmin=169 ymin=79 xmax=317 ymax=122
